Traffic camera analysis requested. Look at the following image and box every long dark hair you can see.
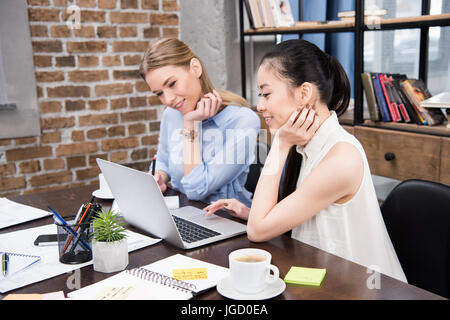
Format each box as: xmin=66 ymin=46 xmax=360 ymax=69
xmin=260 ymin=39 xmax=351 ymax=201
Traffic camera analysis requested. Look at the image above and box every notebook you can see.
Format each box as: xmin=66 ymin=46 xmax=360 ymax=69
xmin=67 ymin=254 xmax=229 ymax=300
xmin=420 ymin=92 xmax=450 ymax=108
xmin=0 ymin=251 xmax=41 ymax=279
xmin=283 ymin=266 xmax=327 ymax=287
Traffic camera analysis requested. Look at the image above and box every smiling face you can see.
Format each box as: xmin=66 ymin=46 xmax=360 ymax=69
xmin=144 ymin=61 xmax=203 ymax=115
xmin=256 ymin=63 xmax=299 ymax=130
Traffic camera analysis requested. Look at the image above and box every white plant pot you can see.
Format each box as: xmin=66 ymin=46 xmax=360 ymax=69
xmin=93 ymin=238 xmax=129 ymax=273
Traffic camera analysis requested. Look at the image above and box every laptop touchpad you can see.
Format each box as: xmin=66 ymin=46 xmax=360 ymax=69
xmin=171 ymin=206 xmax=205 ymax=218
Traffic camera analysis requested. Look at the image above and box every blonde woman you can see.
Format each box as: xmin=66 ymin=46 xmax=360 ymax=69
xmin=140 ymin=38 xmax=260 ymax=206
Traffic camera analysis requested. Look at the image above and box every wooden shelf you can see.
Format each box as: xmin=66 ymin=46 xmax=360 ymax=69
xmin=244 ymin=20 xmax=354 ymax=35
xmin=244 ymin=13 xmax=450 ymax=35
xmin=367 ymin=13 xmax=450 ymax=30
xmin=362 ymin=120 xmax=450 ymax=137
xmin=378 ymin=13 xmax=450 ymax=25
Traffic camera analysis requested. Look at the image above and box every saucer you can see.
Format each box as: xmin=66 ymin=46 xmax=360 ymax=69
xmin=216 ymin=276 xmax=286 ymax=300
xmin=92 ymin=189 xmax=114 ymax=199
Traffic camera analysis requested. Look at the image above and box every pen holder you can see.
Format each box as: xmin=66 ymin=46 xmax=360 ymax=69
xmin=55 ymin=216 xmax=92 ymax=265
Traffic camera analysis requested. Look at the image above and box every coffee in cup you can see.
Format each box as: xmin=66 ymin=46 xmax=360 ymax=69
xmin=234 ymin=255 xmax=266 ymax=263
xmin=229 ymin=248 xmax=279 ymax=294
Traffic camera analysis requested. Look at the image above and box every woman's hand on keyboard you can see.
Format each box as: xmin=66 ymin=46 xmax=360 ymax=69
xmin=203 ymin=199 xmax=250 ymax=221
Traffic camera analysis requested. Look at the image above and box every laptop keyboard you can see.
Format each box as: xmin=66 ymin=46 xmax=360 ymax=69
xmin=172 ymin=215 xmax=221 ymax=243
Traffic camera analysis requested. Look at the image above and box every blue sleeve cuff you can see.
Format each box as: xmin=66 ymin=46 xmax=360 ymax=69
xmin=180 ymin=162 xmax=209 ymax=201
xmin=154 ymin=162 xmax=170 ymax=176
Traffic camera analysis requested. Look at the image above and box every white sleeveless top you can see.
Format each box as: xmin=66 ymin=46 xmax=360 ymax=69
xmin=291 ymin=112 xmax=407 ymax=282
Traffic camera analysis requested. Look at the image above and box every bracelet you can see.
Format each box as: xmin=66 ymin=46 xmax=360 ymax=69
xmin=180 ymin=128 xmax=199 ymax=142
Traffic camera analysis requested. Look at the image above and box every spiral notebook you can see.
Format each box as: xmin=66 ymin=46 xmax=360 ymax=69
xmin=67 ymin=254 xmax=229 ymax=300
xmin=0 ymin=251 xmax=41 ymax=279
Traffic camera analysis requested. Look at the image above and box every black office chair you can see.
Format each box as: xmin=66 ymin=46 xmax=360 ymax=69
xmin=380 ymin=179 xmax=450 ymax=298
xmin=245 ymin=141 xmax=270 ymax=195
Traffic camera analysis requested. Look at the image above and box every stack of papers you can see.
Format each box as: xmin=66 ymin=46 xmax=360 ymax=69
xmin=0 ymin=224 xmax=161 ymax=293
xmin=0 ymin=198 xmax=51 ymax=229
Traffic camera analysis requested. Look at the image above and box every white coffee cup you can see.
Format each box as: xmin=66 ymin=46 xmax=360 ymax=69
xmin=98 ymin=173 xmax=113 ymax=197
xmin=229 ymin=248 xmax=279 ymax=294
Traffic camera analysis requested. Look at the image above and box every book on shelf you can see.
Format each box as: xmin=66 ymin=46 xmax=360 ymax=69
xmin=243 ymin=0 xmax=255 ymax=28
xmin=338 ymin=9 xmax=387 ymax=18
xmin=371 ymin=73 xmax=391 ymax=122
xmin=248 ymin=0 xmax=263 ymax=28
xmin=269 ymin=0 xmax=295 ymax=27
xmin=361 ymin=73 xmax=380 ymax=121
xmin=244 ymin=0 xmax=295 ymax=29
xmin=338 ymin=9 xmax=387 ymax=20
xmin=401 ymin=79 xmax=446 ymax=126
xmin=260 ymin=0 xmax=275 ymax=27
xmin=389 ymin=75 xmax=411 ymax=123
xmin=361 ymin=72 xmax=447 ymax=126
xmin=379 ymin=73 xmax=402 ymax=122
xmin=338 ymin=8 xmax=387 ymax=25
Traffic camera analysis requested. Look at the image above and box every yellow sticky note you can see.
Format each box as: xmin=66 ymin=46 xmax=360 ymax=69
xmin=284 ymin=266 xmax=326 ymax=286
xmin=172 ymin=268 xmax=208 ymax=280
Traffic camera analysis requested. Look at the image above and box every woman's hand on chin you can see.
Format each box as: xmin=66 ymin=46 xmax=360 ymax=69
xmin=275 ymin=105 xmax=320 ymax=151
xmin=183 ymin=89 xmax=222 ymax=124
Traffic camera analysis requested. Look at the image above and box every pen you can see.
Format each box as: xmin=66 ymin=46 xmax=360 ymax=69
xmin=74 ymin=204 xmax=85 ymax=225
xmin=76 ymin=196 xmax=95 ymax=228
xmin=151 ymin=156 xmax=156 ymax=175
xmin=48 ymin=206 xmax=91 ymax=252
xmin=1 ymin=252 xmax=9 ymax=277
xmin=62 ymin=198 xmax=94 ymax=254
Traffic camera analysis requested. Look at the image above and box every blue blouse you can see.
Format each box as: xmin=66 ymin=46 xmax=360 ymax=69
xmin=152 ymin=105 xmax=261 ymax=207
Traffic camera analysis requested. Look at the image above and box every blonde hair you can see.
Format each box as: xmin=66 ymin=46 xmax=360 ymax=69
xmin=139 ymin=38 xmax=250 ymax=110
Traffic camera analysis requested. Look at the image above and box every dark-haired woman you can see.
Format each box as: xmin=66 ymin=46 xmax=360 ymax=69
xmin=204 ymin=39 xmax=406 ymax=282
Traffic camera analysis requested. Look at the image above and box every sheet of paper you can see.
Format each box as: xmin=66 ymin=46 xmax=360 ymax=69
xmin=0 ymin=198 xmax=51 ymax=229
xmin=93 ymin=286 xmax=135 ymax=300
xmin=0 ymin=224 xmax=162 ymax=293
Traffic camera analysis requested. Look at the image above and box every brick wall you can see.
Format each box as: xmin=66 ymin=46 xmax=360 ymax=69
xmin=0 ymin=0 xmax=179 ymax=197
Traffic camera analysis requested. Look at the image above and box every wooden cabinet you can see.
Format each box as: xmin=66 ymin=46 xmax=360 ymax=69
xmin=355 ymin=126 xmax=449 ymax=185
xmin=440 ymin=137 xmax=450 ymax=184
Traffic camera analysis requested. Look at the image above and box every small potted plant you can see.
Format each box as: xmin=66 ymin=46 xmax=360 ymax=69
xmin=91 ymin=209 xmax=128 ymax=273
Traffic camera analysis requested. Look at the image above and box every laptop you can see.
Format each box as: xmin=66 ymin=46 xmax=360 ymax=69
xmin=96 ymin=159 xmax=247 ymax=249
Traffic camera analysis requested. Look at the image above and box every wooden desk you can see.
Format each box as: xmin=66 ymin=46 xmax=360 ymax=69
xmin=2 ymin=185 xmax=445 ymax=300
